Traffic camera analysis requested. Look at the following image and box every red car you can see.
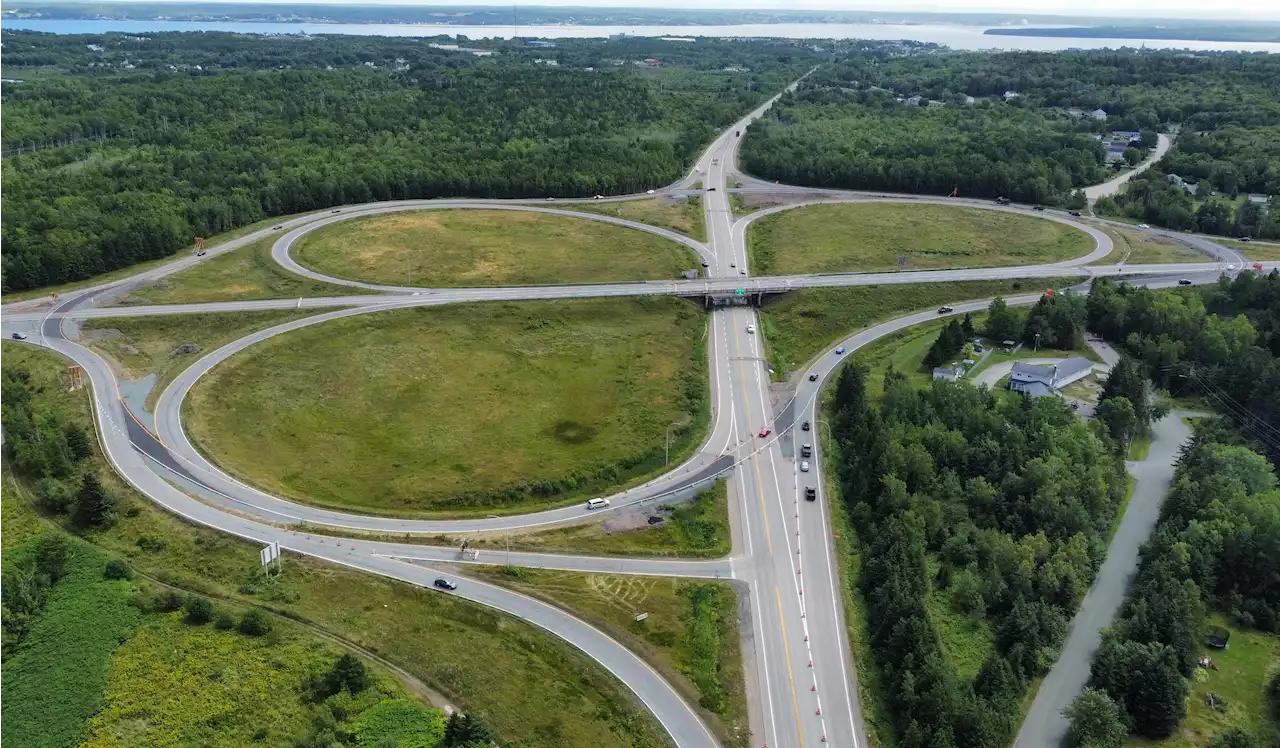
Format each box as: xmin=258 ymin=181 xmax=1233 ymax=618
xmin=758 ymin=427 xmax=771 ymax=438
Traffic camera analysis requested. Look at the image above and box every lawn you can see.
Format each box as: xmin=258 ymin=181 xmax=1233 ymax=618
xmin=186 ymin=297 xmax=709 ymax=516
xmin=759 ymin=278 xmax=1085 ymax=381
xmin=1093 ymin=226 xmax=1208 ymax=265
xmin=465 ymin=479 xmax=731 ymax=558
xmin=472 ymin=567 xmax=749 ymax=748
xmin=850 ymin=320 xmax=951 ymax=398
xmin=1 ymin=209 xmax=326 ymax=304
xmin=1 ymin=344 xmax=674 ymax=748
xmin=926 ymin=556 xmax=995 ymax=681
xmin=568 ymin=196 xmax=706 ymax=242
xmin=1129 ymin=614 xmax=1279 ymax=748
xmin=82 ymin=310 xmax=314 ymax=412
xmin=113 ymin=236 xmax=360 ymax=306
xmin=747 ymin=203 xmax=1094 ymax=275
xmin=293 ymin=209 xmax=699 ymax=286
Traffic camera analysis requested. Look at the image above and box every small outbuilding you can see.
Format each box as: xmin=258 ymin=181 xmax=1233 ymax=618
xmin=1206 ymin=627 xmax=1231 ymax=650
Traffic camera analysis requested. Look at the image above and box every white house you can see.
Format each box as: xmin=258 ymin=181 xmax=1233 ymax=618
xmin=1003 ymin=90 xmax=1018 ymax=101
xmin=964 ymin=95 xmax=976 ymax=105
xmin=904 ymin=95 xmax=923 ymax=106
xmin=933 ymin=366 xmax=964 ymax=381
xmin=1065 ymin=107 xmax=1085 ymax=118
xmin=1009 ymin=357 xmax=1095 ymax=398
xmin=1091 ymin=108 xmax=1108 ymax=121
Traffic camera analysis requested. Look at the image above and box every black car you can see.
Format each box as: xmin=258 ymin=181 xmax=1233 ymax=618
xmin=1069 ymin=211 xmax=1082 ymax=217
xmin=707 ymin=187 xmax=716 ymax=191
xmin=808 ymin=373 xmax=818 ymax=382
xmin=1033 ymin=205 xmax=1046 ymax=211
xmin=805 ymin=487 xmax=817 ymax=501
xmin=801 ymin=421 xmax=811 ymax=431
xmin=938 ymin=306 xmax=954 ymax=314
xmin=434 ymin=578 xmax=458 ymax=591
xmin=1178 ymin=279 xmax=1193 ymax=286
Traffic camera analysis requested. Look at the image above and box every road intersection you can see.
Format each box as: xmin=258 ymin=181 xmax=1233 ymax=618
xmin=1 ymin=81 xmax=1260 ymax=748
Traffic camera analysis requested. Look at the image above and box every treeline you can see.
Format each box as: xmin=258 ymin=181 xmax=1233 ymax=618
xmin=831 ymin=364 xmax=1126 ymax=748
xmin=1086 ymin=272 xmax=1280 ymax=463
xmin=742 ymin=50 xmax=1280 ymax=208
xmin=1079 ymin=423 xmax=1280 ymax=745
xmin=1 ymin=32 xmax=815 ymax=293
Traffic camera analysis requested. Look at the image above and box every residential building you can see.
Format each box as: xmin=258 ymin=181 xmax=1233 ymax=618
xmin=1167 ymin=174 xmax=1185 ymax=187
xmin=1247 ymin=193 xmax=1272 ymax=208
xmin=1009 ymin=357 xmax=1095 ymax=398
xmin=1065 ymin=107 xmax=1084 ymax=118
xmin=1003 ymin=90 xmax=1018 ymax=101
xmin=1091 ymin=108 xmax=1108 ymax=121
xmin=933 ymin=366 xmax=965 ymax=381
xmin=904 ymin=95 xmax=923 ymax=106
xmin=964 ymin=95 xmax=976 ymax=105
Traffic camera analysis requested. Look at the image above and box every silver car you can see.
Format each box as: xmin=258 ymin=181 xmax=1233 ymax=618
xmin=800 ymin=461 xmax=810 ymax=472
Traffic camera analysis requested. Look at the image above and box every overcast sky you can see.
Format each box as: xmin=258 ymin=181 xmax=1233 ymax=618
xmin=111 ymin=0 xmax=1280 ymax=23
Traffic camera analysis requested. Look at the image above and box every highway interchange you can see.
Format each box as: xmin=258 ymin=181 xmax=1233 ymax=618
xmin=2 ymin=81 xmax=1271 ymax=748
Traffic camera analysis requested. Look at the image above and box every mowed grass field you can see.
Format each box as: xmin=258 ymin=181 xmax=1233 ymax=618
xmin=186 ymin=297 xmax=708 ymax=515
xmin=294 ymin=209 xmax=698 ymax=286
xmin=1092 ymin=226 xmax=1208 ymax=265
xmin=748 ymin=203 xmax=1094 ymax=275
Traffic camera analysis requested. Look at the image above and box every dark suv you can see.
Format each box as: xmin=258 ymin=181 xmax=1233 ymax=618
xmin=805 ymin=487 xmax=817 ymax=501
xmin=434 ymin=578 xmax=458 ymax=591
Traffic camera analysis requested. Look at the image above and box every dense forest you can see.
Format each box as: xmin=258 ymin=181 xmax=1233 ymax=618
xmin=830 ymin=363 xmax=1127 ymax=748
xmin=1086 ymin=272 xmax=1280 ymax=464
xmin=1083 ymin=421 xmax=1280 ymax=744
xmin=0 ymin=31 xmax=817 ymax=292
xmin=742 ymin=50 xmax=1280 ymax=213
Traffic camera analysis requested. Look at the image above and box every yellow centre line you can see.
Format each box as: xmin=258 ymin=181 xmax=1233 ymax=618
xmin=776 ymin=587 xmax=807 ymax=747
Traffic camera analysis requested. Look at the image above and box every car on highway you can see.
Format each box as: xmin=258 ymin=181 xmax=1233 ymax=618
xmin=938 ymin=306 xmax=954 ymax=314
xmin=707 ymin=187 xmax=716 ymax=191
xmin=331 ymin=209 xmax=341 ymax=213
xmin=11 ymin=332 xmax=29 ymax=340
xmin=808 ymin=373 xmax=818 ymax=381
xmin=586 ymin=498 xmax=610 ymax=510
xmin=740 ymin=269 xmax=746 ymax=275
xmin=272 ymin=225 xmax=283 ymax=230
xmin=729 ymin=262 xmax=736 ymax=268
xmin=834 ymin=346 xmax=846 ymax=355
xmin=800 ymin=443 xmax=812 ymax=458
xmin=433 ymin=578 xmax=458 ymax=591
xmin=746 ymin=324 xmax=756 ymax=334
xmin=1227 ymin=265 xmax=1237 ymax=271
xmin=1033 ymin=205 xmax=1046 ymax=211
xmin=196 ymin=250 xmax=207 ymax=257
xmin=546 ymin=197 xmax=555 ymax=201
xmin=1240 ymin=236 xmax=1253 ymax=242
xmin=594 ymin=195 xmax=604 ymax=200
xmin=994 ymin=196 xmax=1011 ymax=205
xmin=758 ymin=426 xmax=771 ymax=438
xmin=701 ymin=262 xmax=709 ymax=268
xmin=805 ymin=487 xmax=817 ymax=501
xmin=800 ymin=461 xmax=810 ymax=472
xmin=1069 ymin=211 xmax=1082 ymax=217
xmin=1179 ymin=279 xmax=1193 ymax=285
xmin=646 ymin=189 xmax=655 ymax=194
xmin=801 ymin=421 xmax=811 ymax=431
xmin=1137 ymin=223 xmax=1150 ymax=229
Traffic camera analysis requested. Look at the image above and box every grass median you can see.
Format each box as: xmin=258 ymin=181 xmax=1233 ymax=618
xmin=567 ymin=196 xmax=706 ymax=242
xmin=759 ymin=278 xmax=1085 ymax=381
xmin=1 ymin=343 xmax=674 ymax=748
xmin=294 ymin=209 xmax=699 ymax=287
xmin=748 ymin=203 xmax=1094 ymax=275
xmin=185 ymin=297 xmax=709 ymax=516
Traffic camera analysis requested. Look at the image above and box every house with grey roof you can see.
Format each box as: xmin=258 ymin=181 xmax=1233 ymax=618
xmin=1009 ymin=357 xmax=1095 ymax=398
xmin=1091 ymin=108 xmax=1108 ymax=121
xmin=933 ymin=366 xmax=964 ymax=381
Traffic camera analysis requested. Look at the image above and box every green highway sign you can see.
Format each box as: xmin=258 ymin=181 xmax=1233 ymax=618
xmin=735 ymin=289 xmax=746 ymax=296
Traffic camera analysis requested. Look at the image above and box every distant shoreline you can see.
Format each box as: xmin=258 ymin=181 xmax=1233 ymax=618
xmin=985 ymin=26 xmax=1280 ymax=44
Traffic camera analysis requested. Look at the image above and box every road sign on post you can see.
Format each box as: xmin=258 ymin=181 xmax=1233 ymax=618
xmin=66 ymin=366 xmax=85 ymax=391
xmin=734 ymin=289 xmax=746 ymax=296
xmin=260 ymin=541 xmax=281 ymax=573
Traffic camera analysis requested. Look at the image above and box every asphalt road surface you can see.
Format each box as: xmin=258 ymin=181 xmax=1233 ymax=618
xmin=1 ymin=73 xmax=1249 ymax=748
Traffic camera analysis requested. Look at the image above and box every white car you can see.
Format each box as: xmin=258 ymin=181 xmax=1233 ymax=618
xmin=1137 ymin=223 xmax=1150 ymax=229
xmin=646 ymin=189 xmax=655 ymax=194
xmin=746 ymin=324 xmax=756 ymax=334
xmin=800 ymin=461 xmax=811 ymax=472
xmin=11 ymin=332 xmax=29 ymax=340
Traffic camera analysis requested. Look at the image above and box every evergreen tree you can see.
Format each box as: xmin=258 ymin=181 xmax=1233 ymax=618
xmin=321 ymin=653 xmax=369 ymax=696
xmin=73 ymin=472 xmax=114 ymax=528
xmin=985 ymin=297 xmax=1024 ymax=342
xmin=1063 ymin=688 xmax=1127 ymax=748
xmin=961 ymin=313 xmax=976 ymax=341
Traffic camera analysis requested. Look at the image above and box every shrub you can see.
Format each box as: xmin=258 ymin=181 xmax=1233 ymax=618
xmin=1266 ymin=665 xmax=1280 ymax=719
xmin=103 ymin=559 xmax=133 ymax=580
xmin=214 ymin=612 xmax=237 ymax=631
xmin=238 ymin=608 xmax=272 ymax=636
xmin=319 ymin=653 xmax=369 ymax=697
xmin=183 ymin=595 xmax=215 ymax=625
xmin=135 ymin=535 xmax=166 ymax=553
xmin=35 ymin=477 xmax=74 ymax=514
xmin=153 ymin=589 xmax=184 ymax=612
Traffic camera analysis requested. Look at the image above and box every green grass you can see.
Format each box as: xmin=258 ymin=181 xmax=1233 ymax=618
xmin=1095 ymin=226 xmax=1208 ymax=265
xmin=472 ymin=567 xmax=749 ymax=748
xmin=1 ymin=345 xmax=673 ymax=748
xmin=1128 ymin=614 xmax=1279 ymax=748
xmin=114 ymin=236 xmax=361 ymax=306
xmin=186 ymin=297 xmax=709 ymax=517
xmin=850 ymin=321 xmax=950 ymax=398
xmin=1127 ymin=434 xmax=1152 ymax=461
xmin=1 ymin=210 xmax=326 ymax=304
xmin=1 ymin=538 xmax=143 ymax=748
xmin=1108 ymin=477 xmax=1136 ymax=545
xmin=1214 ymin=239 xmax=1280 ymax=261
xmin=748 ymin=204 xmax=1094 ymax=275
xmin=294 ymin=209 xmax=699 ymax=286
xmin=467 ymin=479 xmax=731 ymax=558
xmin=759 ymin=278 xmax=1084 ymax=381
xmin=83 ymin=611 xmax=422 ymax=747
xmin=82 ymin=310 xmax=314 ymax=412
xmin=924 ymin=556 xmax=995 ymax=681
xmin=568 ymin=196 xmax=706 ymax=242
